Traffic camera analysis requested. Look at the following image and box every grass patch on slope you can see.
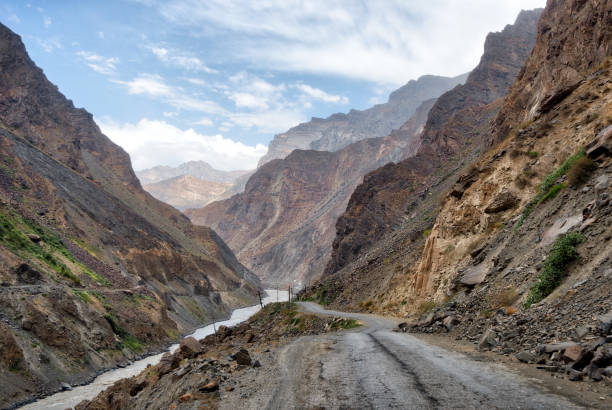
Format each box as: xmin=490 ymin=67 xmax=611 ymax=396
xmin=524 ymin=232 xmax=583 ymax=308
xmin=0 ymin=210 xmax=111 ymax=286
xmin=516 ymin=149 xmax=586 ymax=228
xmin=0 ymin=211 xmax=81 ymax=284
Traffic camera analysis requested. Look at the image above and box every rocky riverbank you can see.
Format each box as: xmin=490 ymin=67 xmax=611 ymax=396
xmin=74 ymin=303 xmax=360 ymax=409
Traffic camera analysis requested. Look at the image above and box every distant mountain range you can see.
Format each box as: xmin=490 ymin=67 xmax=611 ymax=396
xmin=258 ymin=73 xmax=468 ymax=166
xmin=136 ymin=160 xmax=251 ymax=185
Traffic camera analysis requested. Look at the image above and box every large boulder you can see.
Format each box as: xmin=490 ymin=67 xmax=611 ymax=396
xmin=484 ymin=191 xmax=519 ymax=214
xmin=597 ymin=310 xmax=612 ymax=334
xmin=178 ymin=337 xmax=202 ymax=359
xmin=232 ymin=348 xmax=251 ymax=366
xmin=586 ymin=125 xmax=612 ymax=159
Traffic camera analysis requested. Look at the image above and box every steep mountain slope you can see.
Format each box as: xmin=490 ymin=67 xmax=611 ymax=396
xmin=324 ymin=9 xmax=542 ymax=279
xmin=136 ymin=160 xmax=251 ymax=185
xmin=0 ymin=23 xmax=259 ymax=408
xmin=389 ymin=0 xmax=611 ymax=318
xmin=306 ymin=1 xmax=611 ymax=384
xmin=185 ymin=98 xmax=435 ymax=286
xmin=143 ymin=175 xmax=231 ymax=211
xmin=258 ymin=74 xmax=467 ymax=166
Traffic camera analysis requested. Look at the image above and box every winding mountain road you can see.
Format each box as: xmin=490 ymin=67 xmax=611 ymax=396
xmin=222 ymin=302 xmax=584 ymax=409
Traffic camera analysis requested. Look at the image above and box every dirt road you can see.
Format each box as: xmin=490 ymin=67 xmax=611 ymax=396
xmin=220 ymin=302 xmax=586 ymax=409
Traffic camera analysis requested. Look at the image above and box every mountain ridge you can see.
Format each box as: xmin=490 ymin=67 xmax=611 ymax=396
xmin=0 ymin=22 xmax=259 ymax=408
xmin=258 ymin=73 xmax=468 ymax=166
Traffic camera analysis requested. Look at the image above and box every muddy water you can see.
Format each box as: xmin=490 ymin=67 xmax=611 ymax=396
xmin=21 ymin=290 xmax=288 ymax=410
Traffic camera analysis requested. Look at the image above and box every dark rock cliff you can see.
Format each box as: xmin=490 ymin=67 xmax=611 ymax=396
xmin=325 ymin=9 xmax=542 ymax=276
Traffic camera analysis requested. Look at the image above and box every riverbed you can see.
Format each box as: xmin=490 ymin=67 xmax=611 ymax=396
xmin=21 ymin=289 xmax=288 ymax=410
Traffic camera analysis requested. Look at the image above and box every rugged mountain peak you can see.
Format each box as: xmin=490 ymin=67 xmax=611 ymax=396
xmin=0 ymin=23 xmax=140 ymax=188
xmin=258 ymin=73 xmax=467 ymax=166
xmin=490 ymin=0 xmax=611 ymax=146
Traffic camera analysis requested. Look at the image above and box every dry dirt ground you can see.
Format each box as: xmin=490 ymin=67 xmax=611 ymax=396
xmin=219 ymin=302 xmax=611 ymax=409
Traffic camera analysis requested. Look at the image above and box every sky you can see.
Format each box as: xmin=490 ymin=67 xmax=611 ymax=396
xmin=1 ymin=0 xmax=546 ymax=171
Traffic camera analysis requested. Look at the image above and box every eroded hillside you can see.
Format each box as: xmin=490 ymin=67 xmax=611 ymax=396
xmin=0 ymin=23 xmax=259 ymax=408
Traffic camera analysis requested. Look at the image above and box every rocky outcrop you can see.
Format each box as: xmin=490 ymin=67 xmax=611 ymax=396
xmin=324 ymin=9 xmax=542 ymax=278
xmin=401 ymin=0 xmax=611 ymax=307
xmin=0 ymin=23 xmax=259 ymax=408
xmin=143 ymin=175 xmax=231 ymax=211
xmin=258 ymin=74 xmax=467 ymax=166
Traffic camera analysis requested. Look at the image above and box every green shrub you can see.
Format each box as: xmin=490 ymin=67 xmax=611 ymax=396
xmin=524 ymin=232 xmax=583 ymax=308
xmin=73 ymin=290 xmax=92 ymax=304
xmin=537 ymin=183 xmax=566 ymax=204
xmin=417 ymin=300 xmax=438 ymax=315
xmin=526 ymin=151 xmax=539 ymax=158
xmin=330 ymin=318 xmax=361 ymax=329
xmin=422 ymin=229 xmax=432 ymax=238
xmin=566 ymin=157 xmax=596 ymax=186
xmin=516 ymin=149 xmax=585 ymax=228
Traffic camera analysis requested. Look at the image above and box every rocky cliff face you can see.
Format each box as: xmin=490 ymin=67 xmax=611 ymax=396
xmin=392 ymin=0 xmax=611 ymax=313
xmin=324 ymin=9 xmax=542 ymax=278
xmin=0 ymin=23 xmax=259 ymax=408
xmin=306 ymin=0 xmax=611 ymax=384
xmin=185 ymin=98 xmax=433 ymax=286
xmin=143 ymin=175 xmax=232 ymax=211
xmin=258 ymin=74 xmax=467 ymax=166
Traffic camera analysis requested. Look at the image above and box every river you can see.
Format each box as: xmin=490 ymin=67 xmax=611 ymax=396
xmin=20 ymin=289 xmax=288 ymax=410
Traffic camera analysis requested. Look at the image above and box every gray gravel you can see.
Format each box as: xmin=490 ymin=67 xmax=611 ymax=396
xmin=221 ymin=302 xmax=584 ymax=409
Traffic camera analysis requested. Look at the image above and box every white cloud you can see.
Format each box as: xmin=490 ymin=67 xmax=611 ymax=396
xmin=149 ymin=45 xmax=218 ymax=73
xmin=43 ymin=16 xmax=51 ymax=28
xmin=228 ymin=110 xmax=305 ymax=134
xmin=113 ymin=74 xmax=227 ymax=114
xmin=35 ymin=37 xmax=62 ymax=53
xmin=7 ymin=13 xmax=20 ymax=24
xmin=163 ymin=111 xmax=178 ymax=118
xmin=193 ymin=117 xmax=213 ymax=126
xmin=98 ymin=31 xmax=105 ymax=39
xmin=141 ymin=0 xmax=546 ymax=86
xmin=185 ymin=78 xmax=207 ymax=87
xmin=294 ymin=84 xmax=348 ymax=104
xmin=76 ymin=51 xmax=119 ymax=75
xmin=98 ymin=117 xmax=265 ymax=171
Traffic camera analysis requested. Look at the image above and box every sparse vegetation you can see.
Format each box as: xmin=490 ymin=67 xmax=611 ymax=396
xmin=524 ymin=232 xmax=583 ymax=308
xmin=526 ymin=151 xmax=539 ymax=158
xmin=566 ymin=156 xmax=596 ymax=186
xmin=516 ymin=149 xmax=586 ymax=228
xmin=417 ymin=300 xmax=438 ymax=315
xmin=537 ymin=182 xmax=566 ymax=204
xmin=422 ymin=229 xmax=432 ymax=238
xmin=329 ymin=318 xmax=361 ymax=329
xmin=104 ymin=312 xmax=144 ymax=352
xmin=73 ymin=289 xmax=92 ymax=304
xmin=0 ymin=211 xmax=81 ymax=284
xmin=360 ymin=299 xmax=374 ymax=310
xmin=489 ymin=287 xmax=519 ymax=308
